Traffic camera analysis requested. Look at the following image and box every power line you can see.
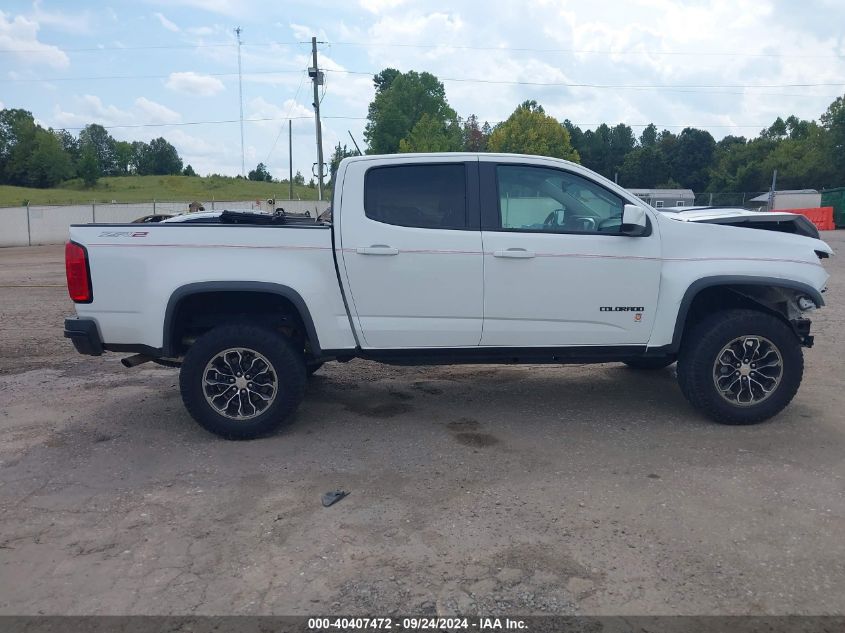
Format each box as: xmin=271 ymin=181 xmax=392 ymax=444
xmin=4 ymin=39 xmax=843 ymax=60
xmin=0 ymin=69 xmax=302 ymax=83
xmin=53 ymin=115 xmax=366 ymax=131
xmin=0 ymin=43 xmax=238 ymax=53
xmin=324 ymin=69 xmax=845 ymax=91
xmin=51 ymin=116 xmax=779 ymax=133
xmin=5 ymin=67 xmax=841 ymax=97
xmin=0 ymin=42 xmax=303 ymax=53
xmin=323 ymin=40 xmax=845 ymax=60
xmin=265 ymin=71 xmax=307 ymax=163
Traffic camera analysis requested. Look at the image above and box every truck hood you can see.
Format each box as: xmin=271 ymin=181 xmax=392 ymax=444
xmin=658 ymin=207 xmax=820 ymax=239
xmin=657 ymin=209 xmax=833 ymax=260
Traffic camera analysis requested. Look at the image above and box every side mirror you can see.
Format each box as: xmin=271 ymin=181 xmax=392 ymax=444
xmin=621 ymin=204 xmax=648 ymax=236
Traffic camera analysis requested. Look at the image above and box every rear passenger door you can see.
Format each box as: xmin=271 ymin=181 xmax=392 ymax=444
xmin=338 ymin=157 xmax=483 ymax=349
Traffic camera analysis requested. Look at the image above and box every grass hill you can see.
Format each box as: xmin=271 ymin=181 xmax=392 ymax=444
xmin=0 ymin=175 xmax=323 ymax=207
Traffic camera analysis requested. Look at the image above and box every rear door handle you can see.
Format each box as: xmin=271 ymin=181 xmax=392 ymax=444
xmin=493 ymin=248 xmax=535 ymax=259
xmin=356 ymin=245 xmax=399 ymax=256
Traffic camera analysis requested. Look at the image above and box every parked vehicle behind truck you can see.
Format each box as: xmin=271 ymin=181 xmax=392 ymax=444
xmin=64 ymin=153 xmax=832 ymax=439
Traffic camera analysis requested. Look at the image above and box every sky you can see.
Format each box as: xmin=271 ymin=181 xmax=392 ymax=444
xmin=2 ymin=0 xmax=845 ymax=181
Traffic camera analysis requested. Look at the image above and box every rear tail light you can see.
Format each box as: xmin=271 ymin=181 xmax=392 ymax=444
xmin=65 ymin=241 xmax=92 ymax=303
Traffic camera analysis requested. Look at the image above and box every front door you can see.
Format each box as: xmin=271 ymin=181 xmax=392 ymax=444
xmin=338 ymin=157 xmax=483 ymax=349
xmin=479 ymin=160 xmax=662 ymax=347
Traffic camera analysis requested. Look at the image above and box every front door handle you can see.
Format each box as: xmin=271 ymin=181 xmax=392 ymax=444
xmin=493 ymin=248 xmax=535 ymax=259
xmin=356 ymin=245 xmax=399 ymax=256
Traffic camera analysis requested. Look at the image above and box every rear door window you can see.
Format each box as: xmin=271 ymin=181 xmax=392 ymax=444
xmin=365 ymin=164 xmax=467 ymax=229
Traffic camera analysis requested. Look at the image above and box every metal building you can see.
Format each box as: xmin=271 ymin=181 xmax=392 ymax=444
xmin=627 ymin=188 xmax=695 ymax=209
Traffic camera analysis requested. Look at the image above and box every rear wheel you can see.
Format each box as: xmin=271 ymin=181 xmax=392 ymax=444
xmin=677 ymin=309 xmax=803 ymax=425
xmin=179 ymin=324 xmax=306 ymax=439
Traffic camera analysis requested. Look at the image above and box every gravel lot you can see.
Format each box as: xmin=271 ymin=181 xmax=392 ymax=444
xmin=0 ymin=235 xmax=843 ymax=616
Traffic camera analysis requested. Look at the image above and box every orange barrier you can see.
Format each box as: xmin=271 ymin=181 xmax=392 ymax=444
xmin=774 ymin=207 xmax=835 ymax=231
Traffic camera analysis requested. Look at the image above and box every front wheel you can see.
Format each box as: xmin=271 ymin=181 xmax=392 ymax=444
xmin=179 ymin=324 xmax=306 ymax=439
xmin=677 ymin=309 xmax=803 ymax=425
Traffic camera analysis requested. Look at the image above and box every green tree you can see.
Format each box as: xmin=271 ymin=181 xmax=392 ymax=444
xmin=329 ymin=142 xmax=357 ymax=185
xmin=462 ymin=114 xmax=490 ymax=151
xmin=760 ymin=122 xmax=834 ymax=190
xmin=144 ymin=137 xmax=182 ymax=175
xmin=131 ymin=138 xmax=182 ymax=175
xmin=562 ymin=119 xmax=585 ymax=156
xmin=248 ymin=162 xmax=272 ymax=182
xmin=27 ymin=128 xmax=75 ymax=187
xmin=821 ymin=94 xmax=845 ymax=181
xmin=54 ymin=128 xmax=79 ymax=162
xmin=364 ymin=69 xmax=460 ymax=154
xmin=619 ymin=146 xmax=669 ymax=188
xmin=707 ymin=136 xmax=775 ymax=192
xmin=78 ymin=144 xmax=100 ymax=188
xmin=575 ymin=122 xmax=635 ymax=178
xmin=0 ymin=108 xmax=39 ymax=185
xmin=130 ymin=141 xmax=148 ymax=174
xmin=667 ymin=127 xmax=716 ymax=191
xmin=78 ymin=124 xmax=117 ymax=175
xmin=487 ymin=101 xmax=579 ymax=161
xmin=113 ymin=140 xmax=133 ymax=175
xmin=639 ymin=123 xmax=658 ymax=148
xmin=293 ymin=170 xmax=305 ymax=185
xmin=182 ymin=164 xmax=197 ymax=176
xmin=398 ymin=113 xmax=463 ymax=152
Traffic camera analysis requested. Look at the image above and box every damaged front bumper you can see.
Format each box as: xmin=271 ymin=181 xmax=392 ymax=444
xmin=791 ymin=318 xmax=814 ymax=348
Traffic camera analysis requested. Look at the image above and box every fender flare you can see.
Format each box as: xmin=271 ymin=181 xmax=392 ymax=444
xmin=669 ymin=275 xmax=824 ymax=352
xmin=163 ymin=281 xmax=321 ymax=357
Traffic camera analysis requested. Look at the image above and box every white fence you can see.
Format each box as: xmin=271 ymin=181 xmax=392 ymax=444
xmin=0 ymin=199 xmax=331 ymax=247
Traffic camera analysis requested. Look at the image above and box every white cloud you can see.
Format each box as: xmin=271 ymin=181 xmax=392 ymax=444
xmin=247 ymin=96 xmax=313 ymax=130
xmin=186 ymin=25 xmax=216 ymax=36
xmin=289 ymin=22 xmax=327 ymax=42
xmin=52 ymin=95 xmax=182 ymax=128
xmin=147 ymin=0 xmax=242 ymax=17
xmin=0 ymin=11 xmax=69 ymax=68
xmin=167 ymin=129 xmax=220 ymax=156
xmin=153 ymin=12 xmax=180 ymax=32
xmin=52 ymin=95 xmax=130 ymax=127
xmin=165 ymin=71 xmax=226 ymax=96
xmin=359 ymin=0 xmax=407 ymax=14
xmin=134 ymin=97 xmax=181 ymax=124
xmin=30 ymin=0 xmax=93 ymax=35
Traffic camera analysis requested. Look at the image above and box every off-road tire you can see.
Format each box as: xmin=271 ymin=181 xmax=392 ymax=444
xmin=677 ymin=309 xmax=803 ymax=425
xmin=624 ymin=357 xmax=675 ymax=370
xmin=180 ymin=324 xmax=306 ymax=439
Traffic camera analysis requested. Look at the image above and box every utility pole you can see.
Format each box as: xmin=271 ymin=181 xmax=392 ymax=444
xmin=768 ymin=169 xmax=778 ymax=211
xmin=288 ymin=119 xmax=293 ymax=200
xmin=309 ymin=36 xmax=325 ymax=200
xmin=235 ymin=26 xmax=245 ymax=177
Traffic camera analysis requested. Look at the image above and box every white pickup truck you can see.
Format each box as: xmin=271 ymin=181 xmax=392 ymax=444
xmin=64 ymin=153 xmax=833 ymax=439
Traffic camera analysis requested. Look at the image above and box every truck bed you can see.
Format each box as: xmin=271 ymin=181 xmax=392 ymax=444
xmin=67 ymin=222 xmax=356 ymax=353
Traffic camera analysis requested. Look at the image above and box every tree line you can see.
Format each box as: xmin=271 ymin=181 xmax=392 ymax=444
xmin=0 ymin=109 xmax=192 ymax=189
xmin=346 ymin=68 xmax=845 ymax=194
xmin=6 ymin=69 xmax=844 ymax=195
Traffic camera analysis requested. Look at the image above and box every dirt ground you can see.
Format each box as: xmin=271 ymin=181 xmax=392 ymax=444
xmin=0 ymin=236 xmax=843 ymax=616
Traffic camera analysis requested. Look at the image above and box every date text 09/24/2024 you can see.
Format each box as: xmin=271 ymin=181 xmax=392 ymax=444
xmin=308 ymin=617 xmax=527 ymax=630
